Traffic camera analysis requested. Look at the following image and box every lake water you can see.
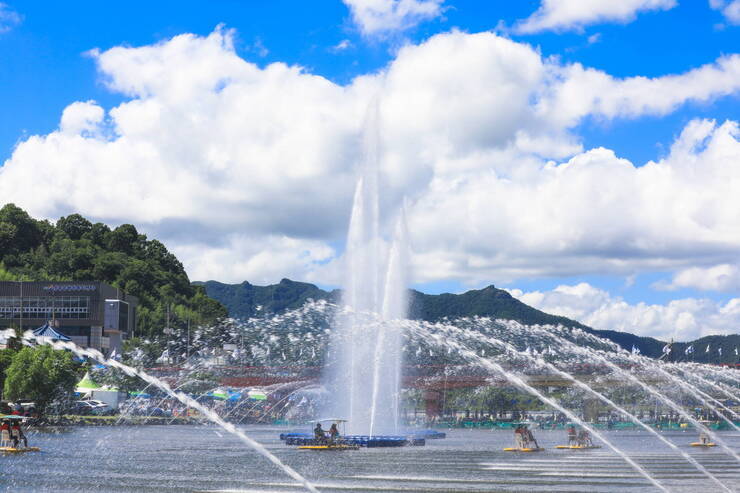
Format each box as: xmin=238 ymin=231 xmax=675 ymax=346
xmin=2 ymin=425 xmax=739 ymax=492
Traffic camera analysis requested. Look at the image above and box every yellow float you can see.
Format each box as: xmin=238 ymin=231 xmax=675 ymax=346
xmin=503 ymin=447 xmax=544 ymax=452
xmin=298 ymin=443 xmax=360 ymax=451
xmin=0 ymin=446 xmax=41 ymax=454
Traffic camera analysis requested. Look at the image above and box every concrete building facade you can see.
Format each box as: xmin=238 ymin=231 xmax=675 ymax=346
xmin=0 ymin=281 xmax=138 ymax=355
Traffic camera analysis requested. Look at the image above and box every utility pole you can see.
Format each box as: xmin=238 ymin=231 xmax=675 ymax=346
xmin=166 ymin=303 xmax=171 ymax=364
xmin=186 ymin=317 xmax=190 ymax=358
xmin=19 ymin=280 xmax=23 ymax=334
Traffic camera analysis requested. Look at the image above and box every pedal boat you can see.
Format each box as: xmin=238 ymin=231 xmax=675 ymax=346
xmin=0 ymin=446 xmax=40 ymax=454
xmin=503 ymin=447 xmax=544 ymax=452
xmin=299 ymin=418 xmax=359 ymax=451
xmin=690 ymin=442 xmax=716 ymax=447
xmin=298 ymin=443 xmax=360 ymax=451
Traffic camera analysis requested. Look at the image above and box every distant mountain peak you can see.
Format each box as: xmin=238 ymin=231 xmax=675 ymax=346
xmin=198 ymin=278 xmax=739 ymax=362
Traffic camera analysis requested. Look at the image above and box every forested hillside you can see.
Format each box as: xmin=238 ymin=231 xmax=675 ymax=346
xmin=201 ymin=279 xmax=740 ymax=363
xmin=0 ymin=203 xmax=226 ymax=337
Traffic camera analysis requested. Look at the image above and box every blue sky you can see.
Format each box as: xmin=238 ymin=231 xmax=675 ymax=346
xmin=1 ymin=0 xmax=739 ymax=340
xmin=2 ymin=1 xmax=737 ymax=164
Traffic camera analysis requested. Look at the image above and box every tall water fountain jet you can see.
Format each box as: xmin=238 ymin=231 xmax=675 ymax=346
xmin=327 ymin=104 xmax=408 ymax=435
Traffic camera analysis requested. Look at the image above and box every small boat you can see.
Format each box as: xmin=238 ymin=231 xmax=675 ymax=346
xmin=503 ymin=447 xmax=544 ymax=452
xmin=0 ymin=446 xmax=41 ymax=454
xmin=555 ymin=444 xmax=601 ymax=450
xmin=1 ymin=415 xmax=37 ymax=454
xmin=690 ymin=442 xmax=716 ymax=447
xmin=298 ymin=418 xmax=359 ymax=451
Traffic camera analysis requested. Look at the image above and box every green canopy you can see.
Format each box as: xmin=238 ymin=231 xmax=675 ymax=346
xmin=211 ymin=390 xmax=229 ymax=400
xmin=75 ymin=372 xmax=102 ymax=393
xmin=247 ymin=390 xmax=267 ymax=401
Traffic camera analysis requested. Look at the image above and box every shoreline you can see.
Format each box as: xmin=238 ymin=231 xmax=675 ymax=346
xmin=35 ymin=415 xmax=202 ymax=427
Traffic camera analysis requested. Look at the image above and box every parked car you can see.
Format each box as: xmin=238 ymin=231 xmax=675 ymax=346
xmin=71 ymin=400 xmax=114 ymax=416
xmin=120 ymin=403 xmax=172 ymax=417
xmin=147 ymin=407 xmax=172 ymax=417
xmin=71 ymin=400 xmax=97 ymax=415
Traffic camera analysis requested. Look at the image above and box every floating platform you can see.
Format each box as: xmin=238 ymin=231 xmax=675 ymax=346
xmin=283 ymin=435 xmax=424 ymax=447
xmin=281 ymin=429 xmax=442 ymax=441
xmin=403 ymin=429 xmax=446 ymax=439
xmin=690 ymin=442 xmax=716 ymax=447
xmin=0 ymin=446 xmax=40 ymax=454
xmin=503 ymin=447 xmax=544 ymax=452
xmin=555 ymin=445 xmax=601 ymax=450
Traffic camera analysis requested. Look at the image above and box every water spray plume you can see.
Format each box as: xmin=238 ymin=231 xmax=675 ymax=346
xmin=401 ymin=320 xmax=671 ymax=493
xmin=441 ymin=319 xmax=732 ymax=492
xmin=547 ymin=326 xmax=740 ymax=464
xmin=24 ymin=332 xmax=320 ymax=493
xmin=327 ymin=100 xmax=406 ymax=435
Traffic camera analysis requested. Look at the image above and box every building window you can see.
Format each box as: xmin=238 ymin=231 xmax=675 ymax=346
xmin=0 ymin=296 xmax=90 ymax=320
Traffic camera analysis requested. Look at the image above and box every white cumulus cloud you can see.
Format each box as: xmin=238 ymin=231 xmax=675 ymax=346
xmin=657 ymin=264 xmax=740 ymax=292
xmin=59 ymin=101 xmax=105 ymax=136
xmin=0 ymin=2 xmax=21 ymax=33
xmin=516 ymin=0 xmax=676 ymax=34
xmin=509 ymin=283 xmax=740 ymax=341
xmin=538 ymin=54 xmax=740 ymax=128
xmin=408 ymin=118 xmax=740 ymax=284
xmin=0 ymin=28 xmax=739 ymax=296
xmin=343 ymin=0 xmax=444 ymax=36
xmin=710 ymin=0 xmax=740 ymax=24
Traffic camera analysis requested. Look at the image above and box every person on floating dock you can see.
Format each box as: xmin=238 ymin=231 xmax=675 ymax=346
xmin=328 ymin=423 xmax=339 ymax=443
xmin=523 ymin=425 xmax=539 ymax=449
xmin=11 ymin=420 xmax=27 ymax=448
xmin=514 ymin=425 xmax=525 ymax=448
xmin=699 ymin=431 xmax=710 ymax=445
xmin=314 ymin=422 xmax=326 ymax=443
xmin=567 ymin=425 xmax=577 ymax=445
xmin=0 ymin=419 xmax=13 ymax=447
xmin=577 ymin=429 xmax=593 ymax=447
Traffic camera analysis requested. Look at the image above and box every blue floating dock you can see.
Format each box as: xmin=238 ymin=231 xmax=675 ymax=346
xmin=280 ymin=432 xmax=425 ymax=447
xmin=404 ymin=429 xmax=446 ymax=439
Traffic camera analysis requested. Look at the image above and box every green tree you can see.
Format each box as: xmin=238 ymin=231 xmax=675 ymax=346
xmin=0 ymin=348 xmax=16 ymax=396
xmin=57 ymin=214 xmax=93 ymax=240
xmin=3 ymin=346 xmax=80 ymax=413
xmin=0 ymin=222 xmax=18 ymax=253
xmin=0 ymin=203 xmax=42 ymax=253
xmin=107 ymin=224 xmax=140 ymax=254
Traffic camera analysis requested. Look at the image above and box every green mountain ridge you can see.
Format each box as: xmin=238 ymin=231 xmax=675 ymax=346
xmin=198 ymin=278 xmax=740 ymax=364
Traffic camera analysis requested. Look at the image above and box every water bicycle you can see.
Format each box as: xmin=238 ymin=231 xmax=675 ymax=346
xmin=691 ymin=427 xmax=716 ymax=447
xmin=298 ymin=443 xmax=360 ymax=450
xmin=296 ymin=418 xmax=361 ymax=451
xmin=282 ymin=418 xmax=425 ymax=448
xmin=1 ymin=415 xmax=39 ymax=454
xmin=506 ymin=422 xmax=543 ymax=452
xmin=0 ymin=446 xmax=41 ymax=454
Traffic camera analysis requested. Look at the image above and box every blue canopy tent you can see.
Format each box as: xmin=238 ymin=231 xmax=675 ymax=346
xmin=32 ymin=323 xmax=71 ymax=342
